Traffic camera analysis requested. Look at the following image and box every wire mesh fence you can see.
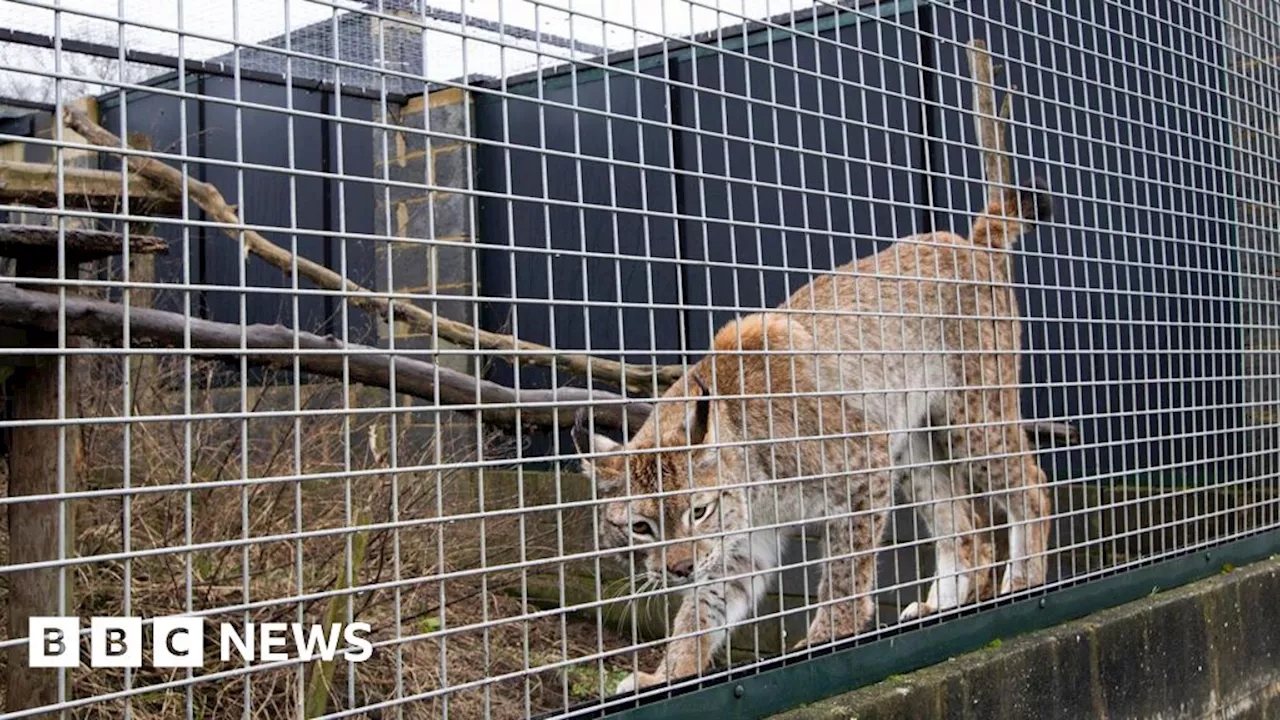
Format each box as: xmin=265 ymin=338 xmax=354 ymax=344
xmin=0 ymin=0 xmax=1275 ymax=718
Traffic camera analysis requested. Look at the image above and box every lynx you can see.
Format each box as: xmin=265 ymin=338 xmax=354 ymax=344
xmin=575 ymin=180 xmax=1054 ymax=693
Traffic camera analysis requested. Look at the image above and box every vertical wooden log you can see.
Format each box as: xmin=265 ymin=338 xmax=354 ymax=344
xmin=5 ymin=262 xmax=82 ymax=716
xmin=7 ymin=98 xmax=94 ymax=714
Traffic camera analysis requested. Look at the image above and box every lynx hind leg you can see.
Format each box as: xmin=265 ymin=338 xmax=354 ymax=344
xmin=956 ymin=473 xmax=1004 ymax=602
xmin=898 ymin=429 xmax=986 ymax=622
xmin=946 ymin=392 xmax=1052 ymax=594
xmin=969 ymin=524 xmax=1001 ymax=602
xmin=900 ymin=463 xmax=998 ymax=620
xmin=900 ymin=462 xmax=961 ymax=621
xmin=990 ymin=455 xmax=1050 ymax=593
xmin=1014 ymin=459 xmax=1052 ymax=589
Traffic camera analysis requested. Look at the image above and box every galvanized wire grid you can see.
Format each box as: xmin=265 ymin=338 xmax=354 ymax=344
xmin=0 ymin=0 xmax=1275 ymax=718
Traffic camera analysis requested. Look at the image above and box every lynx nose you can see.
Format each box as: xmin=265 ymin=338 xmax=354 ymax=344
xmin=668 ymin=558 xmax=694 ymax=578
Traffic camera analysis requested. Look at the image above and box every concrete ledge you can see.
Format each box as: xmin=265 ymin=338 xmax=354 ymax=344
xmin=772 ymin=554 xmax=1280 ymax=720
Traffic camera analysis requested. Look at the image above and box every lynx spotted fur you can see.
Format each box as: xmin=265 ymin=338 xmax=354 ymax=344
xmin=576 ymin=181 xmax=1055 ymax=692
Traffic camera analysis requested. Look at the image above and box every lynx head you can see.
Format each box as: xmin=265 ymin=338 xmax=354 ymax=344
xmin=573 ymin=313 xmax=816 ymax=586
xmin=573 ymin=372 xmax=752 ymax=586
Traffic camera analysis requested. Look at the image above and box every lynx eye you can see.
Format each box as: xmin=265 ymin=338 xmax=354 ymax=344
xmin=691 ymin=500 xmax=717 ymax=524
xmin=630 ymin=520 xmax=654 ymax=537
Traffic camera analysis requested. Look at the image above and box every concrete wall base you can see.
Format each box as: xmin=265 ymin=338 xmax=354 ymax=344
xmin=772 ymin=554 xmax=1280 ymax=720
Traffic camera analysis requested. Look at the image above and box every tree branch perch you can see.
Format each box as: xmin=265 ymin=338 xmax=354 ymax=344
xmin=0 ymin=224 xmax=167 ymax=263
xmin=0 ymin=158 xmax=182 ymax=215
xmin=0 ymin=284 xmax=651 ymax=431
xmin=0 ymin=283 xmax=1075 ymax=448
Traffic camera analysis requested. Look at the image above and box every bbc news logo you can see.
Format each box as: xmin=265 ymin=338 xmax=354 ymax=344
xmin=28 ymin=617 xmax=373 ymax=668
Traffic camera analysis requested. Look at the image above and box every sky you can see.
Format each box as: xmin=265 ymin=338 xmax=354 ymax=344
xmin=0 ymin=0 xmax=825 ymax=102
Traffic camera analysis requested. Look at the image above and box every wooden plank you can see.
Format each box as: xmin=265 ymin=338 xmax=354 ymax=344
xmin=0 ymin=224 xmax=167 ymax=263
xmin=0 ymin=159 xmax=182 ymax=214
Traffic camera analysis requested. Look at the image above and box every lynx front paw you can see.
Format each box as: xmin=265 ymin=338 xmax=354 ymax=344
xmin=615 ymin=670 xmax=664 ymax=694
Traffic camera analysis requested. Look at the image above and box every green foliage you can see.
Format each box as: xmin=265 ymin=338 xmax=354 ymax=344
xmin=193 ymin=553 xmax=215 ymax=582
xmin=545 ymin=657 xmax=631 ymax=701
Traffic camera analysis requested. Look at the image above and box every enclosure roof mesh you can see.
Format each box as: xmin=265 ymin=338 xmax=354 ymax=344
xmin=212 ymin=1 xmax=603 ymax=93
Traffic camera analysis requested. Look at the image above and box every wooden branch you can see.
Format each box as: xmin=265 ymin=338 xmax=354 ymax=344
xmin=0 ymin=284 xmax=652 ymax=432
xmin=0 ymin=159 xmax=182 ymax=214
xmin=1024 ymin=420 xmax=1080 ymax=449
xmin=0 ymin=224 xmax=167 ymax=263
xmin=61 ymin=107 xmax=680 ymax=395
xmin=967 ymin=40 xmax=1011 ymax=203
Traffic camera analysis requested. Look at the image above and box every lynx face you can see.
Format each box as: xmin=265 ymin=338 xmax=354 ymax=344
xmin=575 ymin=383 xmax=755 ymax=587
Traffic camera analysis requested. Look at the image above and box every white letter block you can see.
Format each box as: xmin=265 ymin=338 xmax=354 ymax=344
xmin=90 ymin=617 xmax=143 ymax=668
xmin=28 ymin=617 xmax=80 ymax=668
xmin=153 ymin=617 xmax=205 ymax=668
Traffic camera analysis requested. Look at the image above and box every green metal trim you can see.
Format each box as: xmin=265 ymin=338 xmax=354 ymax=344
xmin=607 ymin=528 xmax=1280 ymax=720
xmin=476 ymin=0 xmax=920 ymax=103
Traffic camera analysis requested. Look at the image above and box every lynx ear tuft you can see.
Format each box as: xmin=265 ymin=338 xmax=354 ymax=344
xmin=572 ymin=407 xmax=594 ymax=455
xmin=688 ymin=374 xmax=712 ymax=445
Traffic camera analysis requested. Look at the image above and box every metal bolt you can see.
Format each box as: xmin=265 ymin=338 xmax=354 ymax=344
xmin=734 ymin=685 xmax=745 ymax=699
xmin=1039 ymin=597 xmax=1046 ymax=608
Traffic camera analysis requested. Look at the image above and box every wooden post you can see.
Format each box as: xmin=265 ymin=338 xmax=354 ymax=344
xmin=0 ymin=229 xmax=168 ymax=713
xmin=6 ymin=256 xmax=81 ymax=717
xmin=6 ymin=97 xmax=91 ymax=716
